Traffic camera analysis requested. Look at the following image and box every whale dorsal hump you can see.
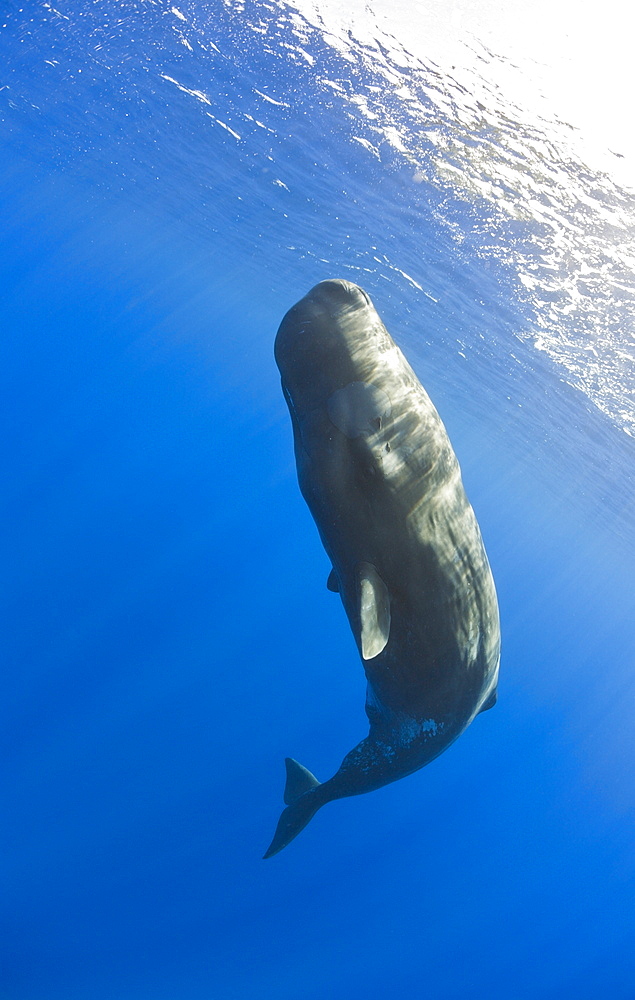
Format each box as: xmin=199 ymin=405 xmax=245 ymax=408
xmin=283 ymin=758 xmax=320 ymax=805
xmin=359 ymin=562 xmax=391 ymax=660
xmin=478 ymin=689 xmax=498 ymax=714
xmin=326 ymin=568 xmax=340 ymax=592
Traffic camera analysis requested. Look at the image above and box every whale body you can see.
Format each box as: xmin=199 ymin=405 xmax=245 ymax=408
xmin=264 ymin=279 xmax=500 ymax=858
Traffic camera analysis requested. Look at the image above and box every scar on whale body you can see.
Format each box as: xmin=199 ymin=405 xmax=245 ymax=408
xmin=264 ymin=280 xmax=500 ymax=858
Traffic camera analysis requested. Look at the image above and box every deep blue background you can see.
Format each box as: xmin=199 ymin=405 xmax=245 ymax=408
xmin=2 ymin=2 xmax=634 ymax=998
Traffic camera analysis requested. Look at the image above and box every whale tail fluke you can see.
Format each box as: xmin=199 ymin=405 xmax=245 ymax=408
xmin=283 ymin=757 xmax=320 ymax=803
xmin=263 ymin=758 xmax=323 ymax=859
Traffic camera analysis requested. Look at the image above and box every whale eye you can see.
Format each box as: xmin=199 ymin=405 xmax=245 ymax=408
xmin=360 ymin=461 xmax=377 ymax=479
xmin=356 ymin=460 xmax=377 ymax=484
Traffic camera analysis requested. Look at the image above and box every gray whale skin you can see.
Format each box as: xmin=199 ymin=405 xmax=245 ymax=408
xmin=265 ymin=280 xmax=500 ymax=858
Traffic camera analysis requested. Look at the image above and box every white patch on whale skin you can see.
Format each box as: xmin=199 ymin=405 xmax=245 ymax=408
xmin=420 ymin=718 xmax=439 ymax=735
xmin=401 ymin=717 xmax=440 ymax=741
xmin=372 ymin=719 xmax=442 ymax=761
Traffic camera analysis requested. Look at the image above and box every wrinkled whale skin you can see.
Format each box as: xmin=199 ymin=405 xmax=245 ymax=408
xmin=265 ymin=280 xmax=500 ymax=857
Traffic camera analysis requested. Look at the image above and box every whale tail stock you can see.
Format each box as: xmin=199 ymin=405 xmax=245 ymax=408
xmin=263 ymin=758 xmax=324 ymax=859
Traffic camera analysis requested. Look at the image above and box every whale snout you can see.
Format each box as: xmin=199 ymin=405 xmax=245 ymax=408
xmin=306 ymin=279 xmax=371 ymax=311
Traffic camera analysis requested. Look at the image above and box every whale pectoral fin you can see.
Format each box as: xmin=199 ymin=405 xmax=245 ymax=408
xmin=478 ymin=689 xmax=498 ymax=713
xmin=326 ymin=568 xmax=340 ymax=593
xmin=359 ymin=562 xmax=391 ymax=660
xmin=283 ymin=758 xmax=320 ymax=804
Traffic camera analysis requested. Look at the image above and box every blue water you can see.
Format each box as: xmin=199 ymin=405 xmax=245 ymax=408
xmin=2 ymin=2 xmax=634 ymax=998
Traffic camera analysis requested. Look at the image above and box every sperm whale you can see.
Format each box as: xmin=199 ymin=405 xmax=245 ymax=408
xmin=265 ymin=279 xmax=500 ymax=858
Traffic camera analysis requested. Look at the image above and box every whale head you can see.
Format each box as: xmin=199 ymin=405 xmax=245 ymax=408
xmin=274 ymin=279 xmax=376 ymax=413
